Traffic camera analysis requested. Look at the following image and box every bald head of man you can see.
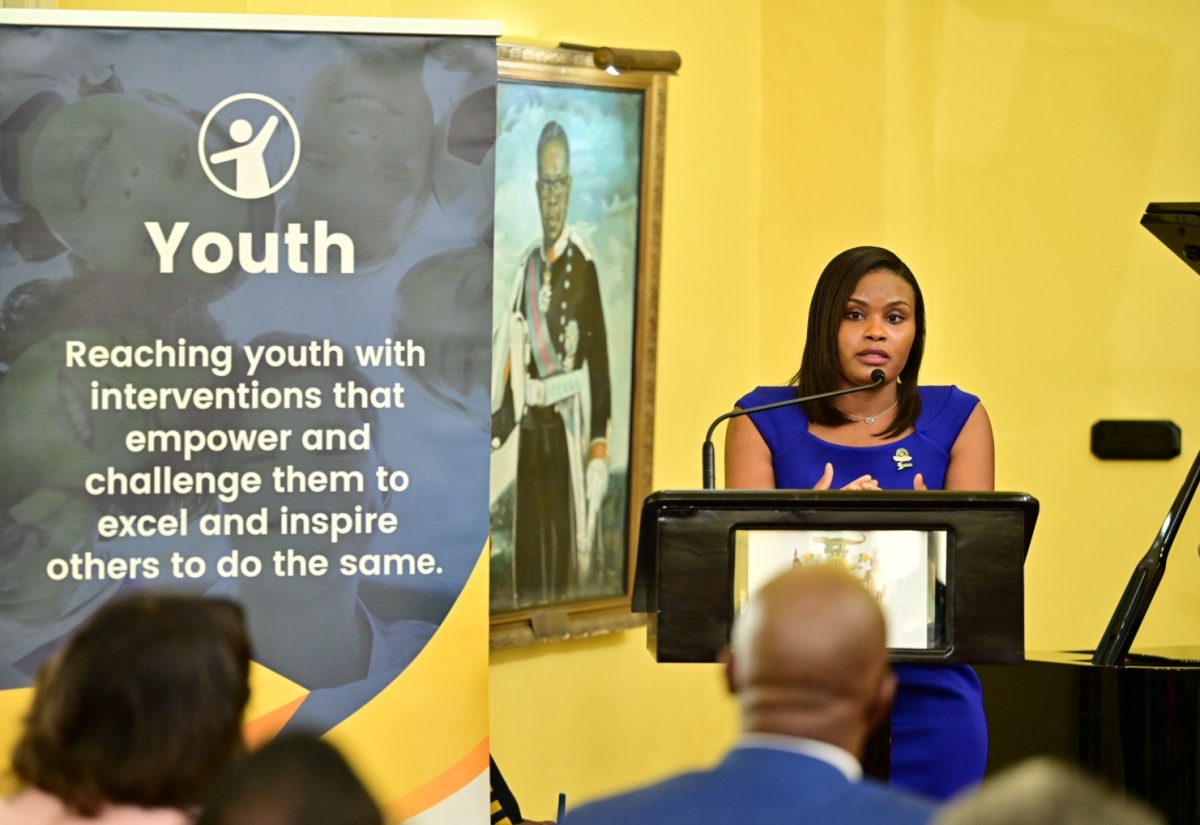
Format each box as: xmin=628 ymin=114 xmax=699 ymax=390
xmin=724 ymin=564 xmax=895 ymax=760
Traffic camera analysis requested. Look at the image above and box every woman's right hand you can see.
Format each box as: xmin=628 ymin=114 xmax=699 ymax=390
xmin=813 ymin=462 xmax=880 ymax=491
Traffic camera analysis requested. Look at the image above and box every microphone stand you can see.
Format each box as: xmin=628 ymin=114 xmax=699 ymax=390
xmin=702 ymin=370 xmax=886 ymax=490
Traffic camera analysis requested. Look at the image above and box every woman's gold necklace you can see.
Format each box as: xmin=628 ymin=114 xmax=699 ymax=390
xmin=833 ymin=398 xmax=899 ymax=425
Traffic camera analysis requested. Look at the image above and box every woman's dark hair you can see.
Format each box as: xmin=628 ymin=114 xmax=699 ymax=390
xmin=11 ymin=594 xmax=252 ymax=815
xmin=196 ymin=733 xmax=382 ymax=825
xmin=790 ymin=245 xmax=926 ymax=438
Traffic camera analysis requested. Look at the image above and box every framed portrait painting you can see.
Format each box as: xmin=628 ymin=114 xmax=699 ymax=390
xmin=489 ymin=44 xmax=665 ymax=647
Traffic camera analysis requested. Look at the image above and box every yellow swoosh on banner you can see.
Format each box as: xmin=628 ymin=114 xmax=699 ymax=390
xmin=243 ymin=662 xmax=310 ymax=747
xmin=327 ymin=543 xmax=490 ymax=820
xmin=386 ymin=735 xmax=489 ymax=819
xmin=0 ymin=687 xmax=33 ymax=795
xmin=0 ymin=652 xmax=311 ymax=787
xmin=0 ymin=543 xmax=488 ymax=817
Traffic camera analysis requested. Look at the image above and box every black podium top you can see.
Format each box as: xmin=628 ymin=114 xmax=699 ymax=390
xmin=634 ymin=490 xmax=1038 ymax=664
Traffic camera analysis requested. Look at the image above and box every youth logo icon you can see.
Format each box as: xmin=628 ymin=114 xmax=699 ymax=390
xmin=199 ymin=93 xmax=300 ymax=199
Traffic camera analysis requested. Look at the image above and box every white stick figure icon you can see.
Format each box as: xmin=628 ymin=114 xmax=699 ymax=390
xmin=209 ymin=116 xmax=279 ymax=198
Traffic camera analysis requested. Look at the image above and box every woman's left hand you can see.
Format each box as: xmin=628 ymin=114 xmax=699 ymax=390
xmin=912 ymin=473 xmax=927 ymax=491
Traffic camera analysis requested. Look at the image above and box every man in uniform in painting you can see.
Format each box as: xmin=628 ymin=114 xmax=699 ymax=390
xmin=492 ymin=120 xmax=612 ymax=607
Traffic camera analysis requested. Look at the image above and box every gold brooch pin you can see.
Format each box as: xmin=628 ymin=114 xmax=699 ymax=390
xmin=893 ymin=448 xmax=913 ymax=471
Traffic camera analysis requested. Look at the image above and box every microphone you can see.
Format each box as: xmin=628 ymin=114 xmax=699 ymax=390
xmin=702 ymin=369 xmax=886 ymax=489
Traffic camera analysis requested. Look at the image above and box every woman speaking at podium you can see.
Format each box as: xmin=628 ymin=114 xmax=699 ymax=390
xmin=725 ymin=245 xmax=995 ymax=800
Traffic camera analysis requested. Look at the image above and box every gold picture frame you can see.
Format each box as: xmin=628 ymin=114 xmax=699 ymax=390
xmin=489 ymin=44 xmax=666 ymax=648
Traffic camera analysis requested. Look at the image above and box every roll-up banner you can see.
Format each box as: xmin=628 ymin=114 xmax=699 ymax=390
xmin=0 ymin=10 xmax=498 ymax=822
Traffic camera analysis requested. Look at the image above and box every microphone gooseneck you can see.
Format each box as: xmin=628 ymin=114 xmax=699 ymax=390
xmin=702 ymin=369 xmax=888 ymax=489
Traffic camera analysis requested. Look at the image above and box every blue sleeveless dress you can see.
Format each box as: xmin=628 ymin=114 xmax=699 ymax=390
xmin=736 ymin=384 xmax=987 ymax=800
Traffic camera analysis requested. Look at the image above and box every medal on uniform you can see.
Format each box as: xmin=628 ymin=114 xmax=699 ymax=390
xmin=538 ymin=269 xmax=552 ymax=313
xmin=563 ymin=320 xmax=579 ymax=370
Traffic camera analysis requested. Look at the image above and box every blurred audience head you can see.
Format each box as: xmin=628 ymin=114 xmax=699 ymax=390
xmin=935 ymin=758 xmax=1166 ymax=825
xmin=725 ymin=563 xmax=895 ymax=760
xmin=11 ymin=593 xmax=251 ymax=816
xmin=196 ymin=733 xmax=383 ymax=825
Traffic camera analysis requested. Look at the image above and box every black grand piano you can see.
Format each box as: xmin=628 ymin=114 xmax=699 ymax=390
xmin=978 ymin=202 xmax=1200 ymax=824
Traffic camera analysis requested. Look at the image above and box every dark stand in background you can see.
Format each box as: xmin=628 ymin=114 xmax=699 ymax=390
xmin=980 ymin=202 xmax=1200 ymax=823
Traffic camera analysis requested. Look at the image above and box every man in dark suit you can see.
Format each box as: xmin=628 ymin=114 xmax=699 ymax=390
xmin=564 ymin=564 xmax=936 ymax=825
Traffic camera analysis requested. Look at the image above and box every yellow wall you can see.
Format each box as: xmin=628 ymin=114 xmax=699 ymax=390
xmin=32 ymin=0 xmax=1200 ymax=819
xmin=759 ymin=0 xmax=1200 ymax=658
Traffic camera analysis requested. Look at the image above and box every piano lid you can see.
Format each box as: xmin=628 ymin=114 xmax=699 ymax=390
xmin=1091 ymin=205 xmax=1200 ymax=665
xmin=1141 ymin=202 xmax=1200 ymax=275
xmin=1050 ymin=647 xmax=1200 ymax=668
